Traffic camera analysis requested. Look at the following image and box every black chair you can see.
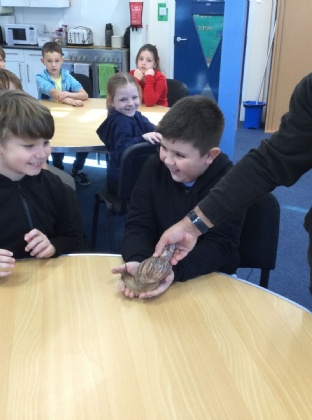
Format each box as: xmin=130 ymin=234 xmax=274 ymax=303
xmin=238 ymin=193 xmax=280 ymax=288
xmin=91 ymin=143 xmax=158 ymax=252
xmin=70 ymin=72 xmax=94 ymax=98
xmin=166 ymin=78 xmax=189 ymax=107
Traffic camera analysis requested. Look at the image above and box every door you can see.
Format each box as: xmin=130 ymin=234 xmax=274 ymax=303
xmin=174 ymin=0 xmax=224 ymax=99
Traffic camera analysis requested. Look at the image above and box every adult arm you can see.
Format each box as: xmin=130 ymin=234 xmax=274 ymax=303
xmin=155 ymin=72 xmax=312 ymax=260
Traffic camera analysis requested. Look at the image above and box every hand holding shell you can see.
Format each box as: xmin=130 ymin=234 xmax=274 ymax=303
xmin=122 ymin=244 xmax=175 ymax=293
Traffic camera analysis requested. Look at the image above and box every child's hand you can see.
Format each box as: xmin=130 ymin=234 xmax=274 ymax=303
xmin=145 ymin=69 xmax=155 ymax=77
xmin=63 ymin=98 xmax=84 ymax=107
xmin=0 ymin=249 xmax=15 ymax=277
xmin=57 ymin=91 xmax=70 ymax=101
xmin=112 ymin=262 xmax=141 ymax=299
xmin=142 ymin=131 xmax=161 ymax=144
xmin=138 ymin=269 xmax=174 ymax=299
xmin=134 ymin=69 xmax=144 ymax=80
xmin=112 ymin=262 xmax=174 ymax=299
xmin=24 ymin=229 xmax=56 ymax=259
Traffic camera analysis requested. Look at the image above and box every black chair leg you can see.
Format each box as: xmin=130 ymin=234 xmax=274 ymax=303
xmin=259 ymin=269 xmax=270 ymax=288
xmin=91 ymin=199 xmax=100 ymax=250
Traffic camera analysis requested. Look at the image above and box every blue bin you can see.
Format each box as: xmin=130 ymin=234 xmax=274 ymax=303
xmin=243 ymin=101 xmax=265 ymax=129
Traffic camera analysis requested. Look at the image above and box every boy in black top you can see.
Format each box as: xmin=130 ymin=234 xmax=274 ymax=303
xmin=113 ymin=96 xmax=246 ymax=299
xmin=0 ymin=90 xmax=84 ymax=277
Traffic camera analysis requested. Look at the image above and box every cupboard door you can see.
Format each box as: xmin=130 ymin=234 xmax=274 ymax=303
xmin=4 ymin=49 xmax=26 ymax=88
xmin=24 ymin=50 xmax=43 ymax=98
xmin=1 ymin=0 xmax=30 ymax=6
xmin=5 ymin=61 xmax=26 ymax=87
xmin=29 ymin=0 xmax=69 ymax=6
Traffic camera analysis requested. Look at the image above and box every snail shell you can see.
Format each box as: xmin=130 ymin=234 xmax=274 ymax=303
xmin=122 ymin=244 xmax=175 ymax=293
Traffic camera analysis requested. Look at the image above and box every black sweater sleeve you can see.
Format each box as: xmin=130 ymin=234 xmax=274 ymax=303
xmin=199 ymin=73 xmax=312 ymax=225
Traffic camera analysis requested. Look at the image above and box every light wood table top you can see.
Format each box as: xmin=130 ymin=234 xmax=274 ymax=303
xmin=1 ymin=254 xmax=312 ymax=419
xmin=40 ymin=99 xmax=168 ymax=153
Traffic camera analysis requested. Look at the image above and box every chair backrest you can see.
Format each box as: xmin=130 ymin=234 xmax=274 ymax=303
xmin=70 ymin=72 xmax=94 ymax=98
xmin=166 ymin=78 xmax=189 ymax=107
xmin=117 ymin=143 xmax=158 ymax=201
xmin=238 ymin=193 xmax=280 ymax=288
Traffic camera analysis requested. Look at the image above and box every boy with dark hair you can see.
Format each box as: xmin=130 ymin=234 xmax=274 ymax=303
xmin=113 ymin=95 xmax=246 ymax=298
xmin=36 ymin=41 xmax=90 ymax=186
xmin=0 ymin=90 xmax=84 ymax=277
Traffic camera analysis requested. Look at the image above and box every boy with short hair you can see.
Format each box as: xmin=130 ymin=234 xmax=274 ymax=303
xmin=36 ymin=41 xmax=90 ymax=186
xmin=0 ymin=90 xmax=85 ymax=277
xmin=113 ymin=95 xmax=246 ymax=298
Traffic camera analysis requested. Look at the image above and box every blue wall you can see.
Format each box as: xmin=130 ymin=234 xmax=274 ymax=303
xmin=219 ymin=0 xmax=247 ymax=159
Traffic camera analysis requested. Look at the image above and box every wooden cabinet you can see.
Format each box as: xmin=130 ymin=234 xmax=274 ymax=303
xmin=1 ymin=0 xmax=69 ymax=7
xmin=4 ymin=49 xmax=43 ymax=98
xmin=265 ymin=0 xmax=312 ymax=132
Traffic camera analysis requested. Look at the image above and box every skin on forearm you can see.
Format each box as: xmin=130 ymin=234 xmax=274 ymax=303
xmin=67 ymin=90 xmax=88 ymax=101
xmin=193 ymin=205 xmax=215 ymax=229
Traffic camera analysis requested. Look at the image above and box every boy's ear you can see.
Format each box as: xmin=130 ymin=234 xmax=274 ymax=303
xmin=40 ymin=57 xmax=44 ymax=64
xmin=206 ymin=147 xmax=221 ymax=164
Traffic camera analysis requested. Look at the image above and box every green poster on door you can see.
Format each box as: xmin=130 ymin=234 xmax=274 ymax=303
xmin=193 ymin=15 xmax=223 ymax=65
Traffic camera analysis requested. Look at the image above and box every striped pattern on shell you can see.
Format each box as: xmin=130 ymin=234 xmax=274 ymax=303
xmin=122 ymin=244 xmax=175 ymax=293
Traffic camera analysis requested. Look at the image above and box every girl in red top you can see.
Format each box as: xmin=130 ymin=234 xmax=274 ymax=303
xmin=130 ymin=44 xmax=168 ymax=107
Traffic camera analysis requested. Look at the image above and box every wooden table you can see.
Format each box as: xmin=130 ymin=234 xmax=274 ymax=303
xmin=1 ymin=254 xmax=312 ymax=419
xmin=40 ymin=99 xmax=168 ymax=153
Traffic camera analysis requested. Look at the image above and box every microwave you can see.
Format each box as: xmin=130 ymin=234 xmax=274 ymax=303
xmin=4 ymin=24 xmax=45 ymax=46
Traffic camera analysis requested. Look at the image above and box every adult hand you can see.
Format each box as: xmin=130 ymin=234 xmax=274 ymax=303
xmin=0 ymin=249 xmax=15 ymax=277
xmin=24 ymin=229 xmax=56 ymax=258
xmin=142 ymin=131 xmax=161 ymax=144
xmin=154 ymin=216 xmax=201 ymax=265
xmin=134 ymin=69 xmax=144 ymax=80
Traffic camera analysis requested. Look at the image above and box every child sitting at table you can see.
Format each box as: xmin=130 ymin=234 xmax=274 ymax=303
xmin=112 ymin=96 xmax=246 ymax=299
xmin=96 ymin=72 xmax=161 ymax=194
xmin=36 ymin=41 xmax=90 ymax=187
xmin=130 ymin=44 xmax=168 ymax=107
xmin=0 ymin=90 xmax=85 ymax=277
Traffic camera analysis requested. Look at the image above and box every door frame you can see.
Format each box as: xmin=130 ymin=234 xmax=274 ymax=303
xmin=173 ymin=0 xmax=248 ymax=159
xmin=218 ymin=0 xmax=248 ymax=158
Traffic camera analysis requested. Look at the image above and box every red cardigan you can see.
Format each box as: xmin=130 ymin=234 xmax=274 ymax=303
xmin=130 ymin=69 xmax=168 ymax=107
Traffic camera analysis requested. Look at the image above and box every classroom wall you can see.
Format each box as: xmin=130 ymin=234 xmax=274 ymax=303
xmin=12 ymin=0 xmax=129 ymax=47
